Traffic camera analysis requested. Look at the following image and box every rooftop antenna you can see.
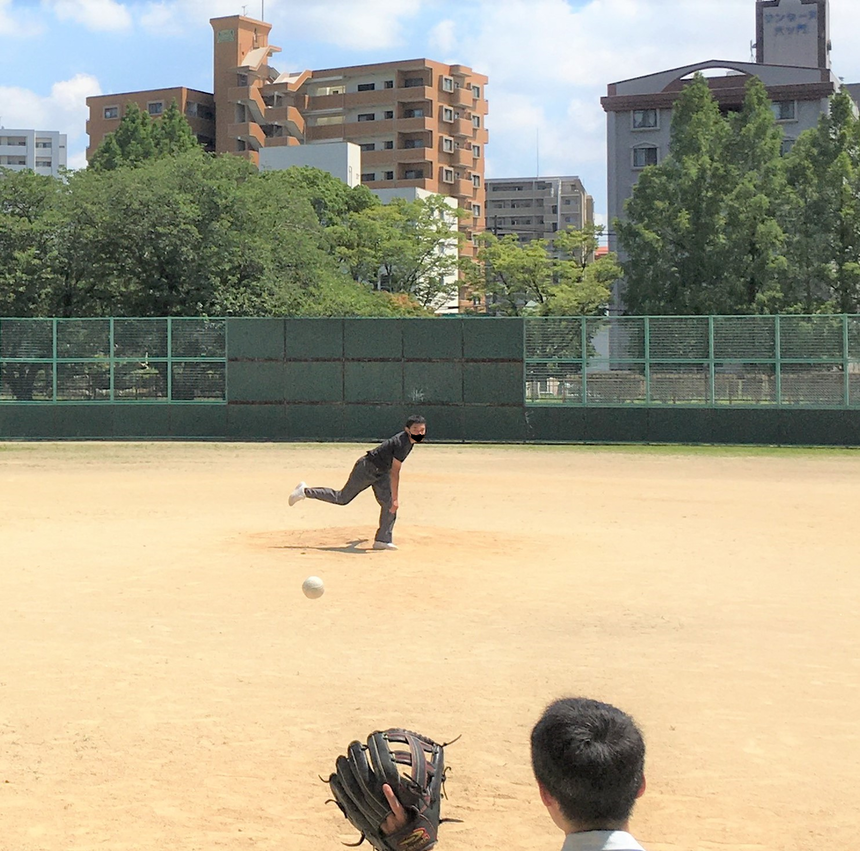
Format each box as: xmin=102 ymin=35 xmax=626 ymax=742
xmin=261 ymin=0 xmax=265 ymax=19
xmin=750 ymin=40 xmax=756 ymax=62
xmin=241 ymin=5 xmax=247 ymax=14
xmin=536 ymin=127 xmax=540 ymax=177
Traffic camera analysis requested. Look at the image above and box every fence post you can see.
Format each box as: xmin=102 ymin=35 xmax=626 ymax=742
xmin=52 ymin=318 xmax=58 ymax=403
xmin=773 ymin=314 xmax=781 ymax=406
xmin=167 ymin=318 xmax=173 ymax=402
xmin=842 ymin=314 xmax=850 ymax=407
xmin=581 ymin=317 xmax=588 ymax=405
xmin=109 ymin=318 xmax=115 ymax=402
xmin=708 ymin=315 xmax=715 ymax=405
xmin=644 ymin=316 xmax=651 ymax=404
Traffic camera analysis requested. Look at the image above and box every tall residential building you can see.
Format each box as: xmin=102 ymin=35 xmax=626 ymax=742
xmin=601 ymin=0 xmax=844 ymax=311
xmin=86 ymin=87 xmax=216 ymax=161
xmin=209 ymin=14 xmax=488 ymax=259
xmin=0 ymin=129 xmax=66 ymax=176
xmin=484 ymin=176 xmax=594 ymax=244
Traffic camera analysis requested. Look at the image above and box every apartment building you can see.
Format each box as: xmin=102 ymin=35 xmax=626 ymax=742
xmin=0 ymin=128 xmax=66 ymax=176
xmin=601 ymin=0 xmax=844 ymax=311
xmin=485 ymin=176 xmax=594 ymax=244
xmin=209 ymin=15 xmax=488 ymax=258
xmin=86 ymin=87 xmax=216 ymax=161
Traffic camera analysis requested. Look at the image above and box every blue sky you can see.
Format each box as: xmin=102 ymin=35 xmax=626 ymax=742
xmin=3 ymin=0 xmax=860 ymax=224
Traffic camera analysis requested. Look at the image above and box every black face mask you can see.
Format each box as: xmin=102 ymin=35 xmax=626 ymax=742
xmin=410 ymin=432 xmax=425 ymax=442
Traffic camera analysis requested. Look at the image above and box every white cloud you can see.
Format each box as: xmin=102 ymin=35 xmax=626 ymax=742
xmin=429 ymin=19 xmax=457 ymax=55
xmin=0 ymin=0 xmax=14 ymax=33
xmin=0 ymin=73 xmax=102 ymax=169
xmin=47 ymin=0 xmax=133 ymax=32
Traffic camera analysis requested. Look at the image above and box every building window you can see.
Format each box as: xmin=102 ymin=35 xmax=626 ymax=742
xmin=404 ymin=169 xmax=425 ymax=179
xmin=148 ymin=102 xmax=164 ymax=116
xmin=472 ymin=115 xmax=480 ymax=128
xmin=780 ymin=138 xmax=795 ymax=156
xmin=632 ymin=145 xmax=659 ymax=169
xmin=384 ymin=80 xmax=394 ymax=89
xmin=361 ymin=172 xmax=376 ymax=182
xmin=562 ymin=199 xmax=572 ymax=205
xmin=403 ymin=108 xmax=424 ymax=119
xmin=384 ymin=171 xmax=394 ymax=180
xmin=632 ymin=109 xmax=658 ymax=130
xmin=384 ymin=110 xmax=395 ymax=119
xmin=35 ymin=140 xmax=53 ymax=148
xmin=357 ymin=113 xmax=376 ymax=122
xmin=104 ymin=106 xmax=119 ymax=119
xmin=472 ymin=145 xmax=481 ymax=158
xmin=442 ymin=76 xmax=454 ymax=92
xmin=472 ymin=204 xmax=482 ymax=217
xmin=404 ymin=77 xmax=425 ymax=88
xmin=360 ymin=143 xmax=375 ymax=152
xmin=472 ymin=174 xmax=481 ymax=188
xmin=357 ymin=83 xmax=376 ymax=92
xmin=443 ymin=168 xmax=454 ymax=183
xmin=36 ymin=160 xmax=53 ymax=168
xmin=472 ymin=85 xmax=481 ymax=99
xmin=403 ymin=138 xmax=424 ymax=149
xmin=772 ymin=101 xmax=796 ymax=121
xmin=442 ymin=137 xmax=454 ymax=152
xmin=383 ymin=140 xmax=394 ymax=149
xmin=442 ymin=107 xmax=454 ymax=122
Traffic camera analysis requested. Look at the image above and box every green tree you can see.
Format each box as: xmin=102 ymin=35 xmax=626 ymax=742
xmin=90 ymin=103 xmax=157 ymax=171
xmin=154 ymin=99 xmax=200 ymax=157
xmin=784 ymin=91 xmax=860 ymax=313
xmin=464 ymin=225 xmax=614 ymax=316
xmin=331 ymin=194 xmax=463 ymax=309
xmin=617 ymin=74 xmax=789 ymax=314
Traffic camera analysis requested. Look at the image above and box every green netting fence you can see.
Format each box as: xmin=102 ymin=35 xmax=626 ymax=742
xmin=525 ymin=315 xmax=860 ymax=408
xmin=0 ymin=318 xmax=226 ymax=403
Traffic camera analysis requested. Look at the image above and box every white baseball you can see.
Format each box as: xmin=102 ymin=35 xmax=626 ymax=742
xmin=302 ymin=576 xmax=325 ymax=599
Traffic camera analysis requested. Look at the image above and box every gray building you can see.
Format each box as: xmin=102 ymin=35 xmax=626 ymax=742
xmin=601 ymin=0 xmax=847 ymax=309
xmin=0 ymin=128 xmax=67 ymax=176
xmin=484 ymin=176 xmax=594 ymax=244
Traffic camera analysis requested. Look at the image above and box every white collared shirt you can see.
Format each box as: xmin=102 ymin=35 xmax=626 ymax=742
xmin=561 ymin=830 xmax=646 ymax=851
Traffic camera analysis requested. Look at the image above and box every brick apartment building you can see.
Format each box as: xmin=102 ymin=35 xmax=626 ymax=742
xmin=86 ymin=14 xmax=488 ymax=265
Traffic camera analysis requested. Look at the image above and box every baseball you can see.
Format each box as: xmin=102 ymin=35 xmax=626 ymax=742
xmin=302 ymin=575 xmax=325 ymax=599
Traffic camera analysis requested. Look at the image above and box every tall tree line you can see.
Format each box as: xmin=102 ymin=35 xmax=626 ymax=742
xmin=617 ymin=74 xmax=860 ymax=315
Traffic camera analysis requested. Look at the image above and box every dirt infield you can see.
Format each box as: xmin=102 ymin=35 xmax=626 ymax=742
xmin=1 ymin=441 xmax=858 ymax=851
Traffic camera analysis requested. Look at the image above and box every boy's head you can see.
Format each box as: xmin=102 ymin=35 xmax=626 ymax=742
xmin=530 ymin=697 xmax=645 ymax=832
xmin=405 ymin=414 xmax=426 ymax=442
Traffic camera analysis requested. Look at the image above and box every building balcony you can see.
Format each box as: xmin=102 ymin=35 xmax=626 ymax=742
xmin=265 ymin=104 xmax=306 ymax=138
xmin=264 ymin=135 xmax=302 ymax=147
xmin=306 ymin=123 xmax=349 ymax=142
xmin=448 ymin=117 xmax=474 ymax=138
xmin=227 ymin=121 xmax=266 ymax=150
xmin=440 ymin=146 xmax=473 ymax=167
xmin=395 ymin=116 xmax=434 ymax=133
xmin=395 ymin=85 xmax=434 ymax=102
xmin=228 ymin=85 xmax=268 ymax=124
xmin=451 ymin=86 xmax=475 ymax=108
xmin=396 ymin=146 xmax=433 ymax=163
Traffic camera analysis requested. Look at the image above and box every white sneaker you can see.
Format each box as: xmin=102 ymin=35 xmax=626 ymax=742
xmin=372 ymin=540 xmax=398 ymax=551
xmin=288 ymin=482 xmax=307 ymax=506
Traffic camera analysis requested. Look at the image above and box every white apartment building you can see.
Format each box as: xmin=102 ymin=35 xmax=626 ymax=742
xmin=0 ymin=129 xmax=67 ymax=176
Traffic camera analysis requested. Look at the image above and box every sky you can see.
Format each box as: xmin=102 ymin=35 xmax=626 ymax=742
xmin=3 ymin=0 xmax=860 ymax=225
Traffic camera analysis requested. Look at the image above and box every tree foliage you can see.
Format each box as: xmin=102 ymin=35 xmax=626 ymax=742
xmin=617 ymin=75 xmax=860 ymax=315
xmin=90 ymin=100 xmax=198 ymax=171
xmin=462 ymin=223 xmax=617 ymax=316
xmin=0 ymin=154 xmax=435 ymax=318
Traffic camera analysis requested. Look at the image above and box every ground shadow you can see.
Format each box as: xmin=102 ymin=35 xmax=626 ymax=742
xmin=270 ymin=538 xmax=373 ymax=555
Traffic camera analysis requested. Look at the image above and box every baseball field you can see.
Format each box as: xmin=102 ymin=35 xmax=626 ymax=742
xmin=1 ymin=440 xmax=858 ymax=851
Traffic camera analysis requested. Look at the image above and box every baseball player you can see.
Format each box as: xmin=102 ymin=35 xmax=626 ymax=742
xmin=288 ymin=415 xmax=426 ymax=550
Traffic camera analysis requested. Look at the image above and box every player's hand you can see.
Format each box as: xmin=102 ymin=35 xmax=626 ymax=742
xmin=380 ymin=783 xmax=409 ymax=835
xmin=390 ymin=498 xmax=399 ymax=514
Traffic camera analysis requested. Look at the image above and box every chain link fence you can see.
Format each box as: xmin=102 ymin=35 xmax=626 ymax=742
xmin=525 ymin=315 xmax=860 ymax=407
xmin=0 ymin=318 xmax=226 ymax=402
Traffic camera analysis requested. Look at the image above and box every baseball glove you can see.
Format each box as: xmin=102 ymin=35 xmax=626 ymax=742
xmin=327 ymin=728 xmax=454 ymax=851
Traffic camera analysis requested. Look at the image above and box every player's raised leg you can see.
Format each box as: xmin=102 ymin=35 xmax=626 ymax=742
xmin=292 ymin=457 xmax=377 ymax=507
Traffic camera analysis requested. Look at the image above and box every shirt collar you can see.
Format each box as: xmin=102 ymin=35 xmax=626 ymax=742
xmin=560 ymin=830 xmax=646 ymax=851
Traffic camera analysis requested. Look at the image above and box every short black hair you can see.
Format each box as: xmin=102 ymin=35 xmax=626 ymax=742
xmin=405 ymin=414 xmax=426 ymax=428
xmin=531 ymin=697 xmax=645 ymax=827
